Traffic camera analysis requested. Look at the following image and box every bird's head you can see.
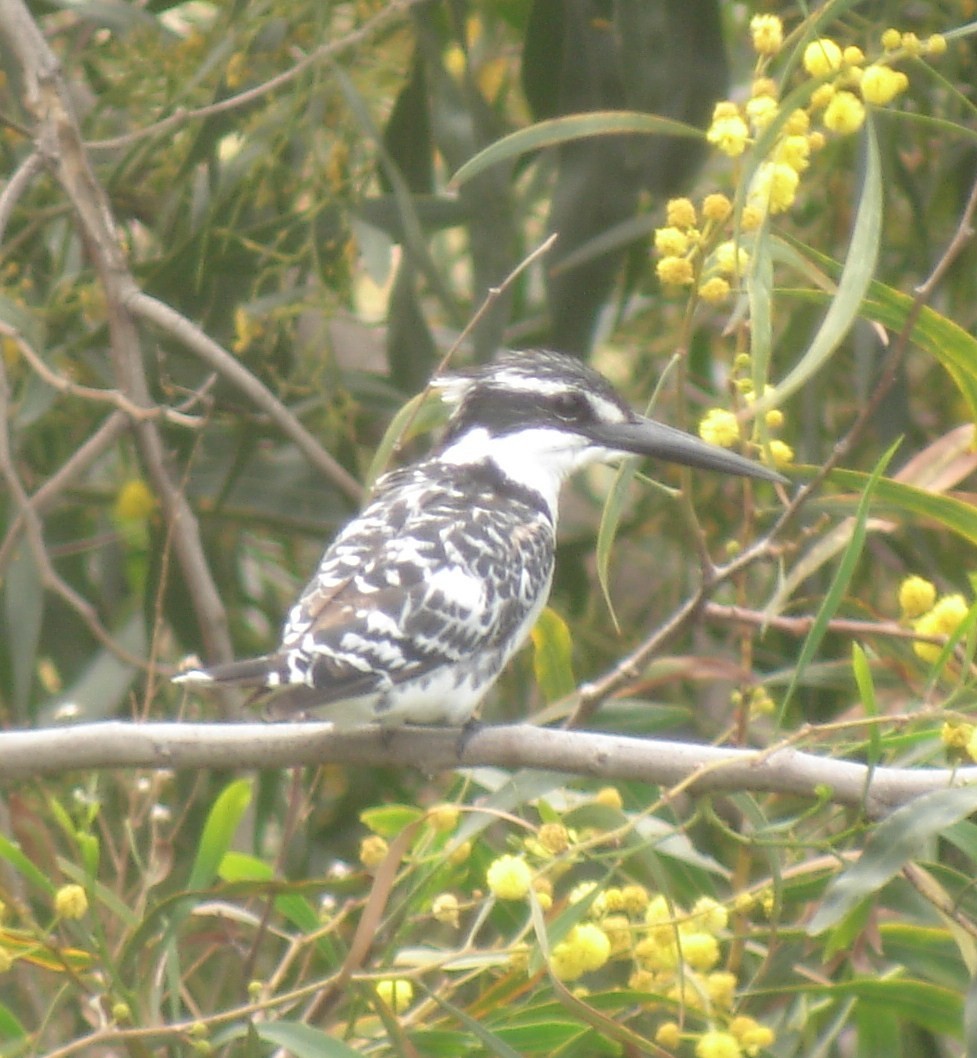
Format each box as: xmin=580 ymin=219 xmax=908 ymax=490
xmin=431 ymin=350 xmax=785 ymax=510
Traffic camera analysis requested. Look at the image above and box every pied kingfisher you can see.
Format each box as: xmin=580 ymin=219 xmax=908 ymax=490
xmin=175 ymin=351 xmax=784 ymax=725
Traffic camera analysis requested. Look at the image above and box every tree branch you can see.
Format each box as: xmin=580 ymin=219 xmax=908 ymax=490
xmin=0 ymin=720 xmax=965 ymax=819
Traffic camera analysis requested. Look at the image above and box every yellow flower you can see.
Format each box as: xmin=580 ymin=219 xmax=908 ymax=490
xmin=699 ymin=409 xmax=741 ymax=449
xmin=966 ymin=727 xmax=977 ymax=764
xmin=751 ymin=77 xmax=778 ymax=99
xmin=699 ymin=277 xmax=731 ymax=304
xmin=803 ymin=37 xmax=843 ymax=77
xmin=740 ymin=206 xmax=764 ymax=232
xmin=666 ymin=197 xmax=698 ymax=229
xmin=654 ymin=225 xmax=690 ymax=256
xmin=54 ymin=884 xmax=88 ymax=920
xmin=807 ymin=130 xmax=827 ymax=152
xmin=731 ymin=1015 xmax=776 ymax=1054
xmin=809 ymin=83 xmax=836 ymax=110
xmin=750 ymin=14 xmax=784 ymax=56
xmin=926 ymin=34 xmax=947 ymax=57
xmin=776 ymin=134 xmax=811 ymax=172
xmin=843 ymin=45 xmax=866 ymax=66
xmin=114 ymin=479 xmax=156 ymax=523
xmin=899 ymin=575 xmax=937 ymax=619
xmin=746 ymin=95 xmax=778 ymax=132
xmin=714 ymin=241 xmax=750 ymax=277
xmin=762 ymin=440 xmax=794 ymax=468
xmin=447 ymin=840 xmax=472 ymax=865
xmin=621 ymin=883 xmax=650 ymax=915
xmin=551 ymin=923 xmax=611 ymax=980
xmin=375 ymin=978 xmax=413 ymax=1013
xmin=635 ymin=934 xmax=679 ymax=972
xmin=941 ymin=720 xmax=973 ymax=750
xmin=707 ymin=112 xmax=750 ymax=157
xmin=861 ymin=64 xmax=909 ymax=105
xmin=881 ymin=27 xmax=903 ymax=51
xmin=594 ymin=786 xmax=623 ymax=809
xmin=764 ymin=408 xmax=784 ymax=429
xmin=600 ymin=914 xmax=633 ymax=956
xmin=360 ymin=835 xmax=388 ymax=869
xmin=750 ymin=161 xmax=800 ymax=214
xmin=656 ymin=1021 xmax=682 ymax=1048
xmin=427 ymin=803 xmax=459 ymax=832
xmin=823 ymin=90 xmax=866 ymax=134
xmin=784 ymin=108 xmax=810 ymax=134
xmin=538 ymin=822 xmax=570 ymax=855
xmin=901 ymin=32 xmax=922 ymax=57
xmin=696 ymin=1029 xmax=743 ymax=1058
xmin=681 ymin=931 xmax=721 ymax=971
xmin=702 ymin=193 xmax=732 ymax=222
xmin=706 ymin=969 xmax=738 ymax=1007
xmin=690 ymin=895 xmax=729 ymax=934
xmin=656 ymin=256 xmax=695 ymax=286
xmin=432 ymin=892 xmax=460 ymax=927
xmin=486 ymin=854 xmax=532 ymax=900
xmin=913 ymin=593 xmax=970 ymax=662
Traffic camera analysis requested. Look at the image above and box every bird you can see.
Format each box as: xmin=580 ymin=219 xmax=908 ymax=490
xmin=174 ymin=350 xmax=784 ymax=726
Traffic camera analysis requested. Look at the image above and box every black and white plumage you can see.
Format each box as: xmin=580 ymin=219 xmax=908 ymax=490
xmin=174 ymin=350 xmax=784 ymax=725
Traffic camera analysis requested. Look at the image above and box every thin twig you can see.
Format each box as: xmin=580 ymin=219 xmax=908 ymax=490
xmin=0 ymin=410 xmax=129 ymax=572
xmin=127 ymin=291 xmax=363 ymax=503
xmin=0 ymin=321 xmax=204 ymax=428
xmin=0 ymin=149 xmax=43 ymax=244
xmin=0 ymin=360 xmax=148 ymax=669
xmin=85 ymin=0 xmax=423 ymax=152
xmin=704 ymin=602 xmax=945 ymax=646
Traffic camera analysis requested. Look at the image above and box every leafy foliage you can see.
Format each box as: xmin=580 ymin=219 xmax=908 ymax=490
xmin=2 ymin=2 xmax=977 ymax=1056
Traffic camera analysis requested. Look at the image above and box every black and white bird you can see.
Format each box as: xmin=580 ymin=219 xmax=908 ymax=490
xmin=175 ymin=351 xmax=783 ymax=725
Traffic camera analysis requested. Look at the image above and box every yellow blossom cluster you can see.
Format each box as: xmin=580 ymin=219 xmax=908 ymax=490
xmin=654 ymin=194 xmax=763 ymax=303
xmin=698 ymin=382 xmax=793 ymax=469
xmin=941 ymin=721 xmax=977 ymax=765
xmin=898 ymin=577 xmax=971 ymax=663
xmin=700 ymin=19 xmax=947 ymax=222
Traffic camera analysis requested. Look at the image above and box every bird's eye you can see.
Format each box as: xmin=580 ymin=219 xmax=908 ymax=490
xmin=551 ymin=391 xmax=591 ymax=422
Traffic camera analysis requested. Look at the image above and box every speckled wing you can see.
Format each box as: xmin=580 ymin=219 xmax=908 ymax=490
xmin=261 ymin=460 xmax=555 ymax=719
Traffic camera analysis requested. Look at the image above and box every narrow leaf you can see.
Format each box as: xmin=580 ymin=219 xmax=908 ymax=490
xmin=752 ymin=117 xmax=882 ymax=415
xmin=810 ymin=786 xmax=977 ymax=935
xmin=187 ymin=778 xmax=253 ymax=891
xmin=531 ymin=607 xmax=576 ymax=703
xmin=779 ymin=440 xmax=897 ymax=719
xmin=451 ymin=111 xmax=703 ymax=188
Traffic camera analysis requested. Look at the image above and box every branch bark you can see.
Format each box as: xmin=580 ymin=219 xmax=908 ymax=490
xmin=0 ymin=0 xmax=232 ymax=661
xmin=0 ymin=720 xmax=966 ymax=819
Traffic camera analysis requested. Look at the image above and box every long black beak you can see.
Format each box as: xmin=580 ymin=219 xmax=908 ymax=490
xmin=588 ymin=416 xmax=788 ymax=484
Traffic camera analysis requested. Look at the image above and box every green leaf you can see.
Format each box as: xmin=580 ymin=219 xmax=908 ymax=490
xmin=752 ymin=116 xmax=882 ymax=415
xmin=252 ymin=1021 xmax=363 ymax=1058
xmin=0 ymin=832 xmax=55 ymax=895
xmin=779 ymin=440 xmax=897 ymax=719
xmin=187 ymin=778 xmax=253 ymax=891
xmin=851 ymin=643 xmax=881 ymax=768
xmin=360 ymin=803 xmax=424 ymax=837
xmin=451 ymin=111 xmax=703 ymax=188
xmin=809 ymin=787 xmax=977 ymax=936
xmin=825 ymin=468 xmax=977 ymax=549
xmin=530 ymin=607 xmax=576 ymax=703
xmin=781 ymin=247 xmax=977 ymax=425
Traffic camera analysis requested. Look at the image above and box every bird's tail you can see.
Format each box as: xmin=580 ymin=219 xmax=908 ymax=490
xmin=173 ymin=655 xmax=281 ymax=688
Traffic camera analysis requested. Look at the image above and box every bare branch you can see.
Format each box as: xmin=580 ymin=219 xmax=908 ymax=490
xmin=0 ymin=0 xmax=233 ymax=661
xmin=128 ymin=291 xmax=362 ymax=502
xmin=0 ymin=720 xmax=966 ymax=819
xmin=86 ymin=0 xmax=424 ymax=152
xmin=0 ymin=410 xmax=128 ymax=572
